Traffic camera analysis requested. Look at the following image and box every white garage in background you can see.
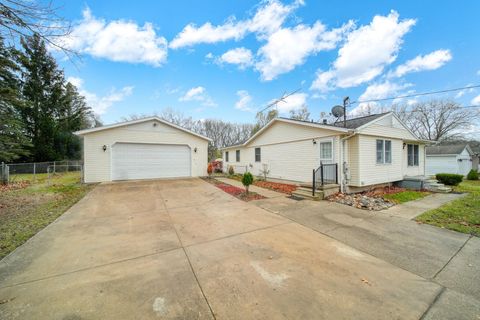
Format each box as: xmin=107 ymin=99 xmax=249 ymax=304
xmin=75 ymin=116 xmax=210 ymax=183
xmin=426 ymin=144 xmax=473 ymax=176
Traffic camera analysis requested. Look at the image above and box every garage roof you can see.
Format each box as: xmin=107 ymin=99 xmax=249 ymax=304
xmin=74 ymin=116 xmax=212 ymax=141
xmin=426 ymin=144 xmax=472 ymax=155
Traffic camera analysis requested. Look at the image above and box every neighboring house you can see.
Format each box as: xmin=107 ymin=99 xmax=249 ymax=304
xmin=222 ymin=112 xmax=428 ymax=193
xmin=75 ymin=116 xmax=210 ymax=183
xmin=426 ymin=144 xmax=474 ymax=176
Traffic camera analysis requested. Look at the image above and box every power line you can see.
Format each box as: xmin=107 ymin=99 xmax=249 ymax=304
xmin=403 ymin=105 xmax=480 ymax=113
xmin=350 ymin=84 xmax=480 ymax=105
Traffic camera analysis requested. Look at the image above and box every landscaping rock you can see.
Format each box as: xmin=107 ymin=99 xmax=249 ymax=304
xmin=328 ymin=192 xmax=395 ymax=211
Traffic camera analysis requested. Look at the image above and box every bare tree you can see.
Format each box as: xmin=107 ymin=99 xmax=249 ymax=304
xmin=393 ymin=100 xmax=479 ymax=141
xmin=252 ymin=109 xmax=278 ymax=134
xmin=289 ymin=106 xmax=310 ymax=121
xmin=0 ymin=0 xmax=72 ymax=54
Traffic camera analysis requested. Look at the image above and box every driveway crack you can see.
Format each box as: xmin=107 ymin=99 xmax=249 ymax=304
xmin=432 ymin=235 xmax=473 ymax=280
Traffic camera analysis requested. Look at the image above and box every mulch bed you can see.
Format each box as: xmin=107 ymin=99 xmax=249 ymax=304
xmin=0 ymin=181 xmax=30 ymax=192
xmin=253 ymin=180 xmax=297 ymax=195
xmin=203 ymin=177 xmax=266 ymax=202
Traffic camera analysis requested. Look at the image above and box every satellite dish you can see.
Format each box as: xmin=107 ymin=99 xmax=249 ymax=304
xmin=331 ymin=105 xmax=344 ymax=118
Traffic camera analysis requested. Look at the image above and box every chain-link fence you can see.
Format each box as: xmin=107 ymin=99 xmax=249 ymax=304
xmin=2 ymin=160 xmax=83 ymax=184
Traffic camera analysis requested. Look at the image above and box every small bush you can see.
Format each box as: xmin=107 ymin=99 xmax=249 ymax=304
xmin=436 ymin=173 xmax=464 ymax=186
xmin=467 ymin=169 xmax=479 ymax=180
xmin=207 ymin=163 xmax=213 ymax=176
xmin=242 ymin=172 xmax=254 ymax=194
xmin=228 ymin=165 xmax=234 ymax=175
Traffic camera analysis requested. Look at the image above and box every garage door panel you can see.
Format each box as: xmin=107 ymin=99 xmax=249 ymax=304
xmin=112 ymin=143 xmax=191 ymax=180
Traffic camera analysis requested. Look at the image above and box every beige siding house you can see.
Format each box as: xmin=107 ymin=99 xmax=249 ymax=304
xmin=222 ymin=112 xmax=427 ymax=193
xmin=75 ymin=117 xmax=210 ymax=183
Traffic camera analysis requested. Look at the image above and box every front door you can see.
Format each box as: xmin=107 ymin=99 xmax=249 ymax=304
xmin=319 ymin=139 xmax=333 ymax=165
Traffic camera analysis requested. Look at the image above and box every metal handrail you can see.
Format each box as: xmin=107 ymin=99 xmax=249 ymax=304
xmin=312 ymin=162 xmax=338 ymax=196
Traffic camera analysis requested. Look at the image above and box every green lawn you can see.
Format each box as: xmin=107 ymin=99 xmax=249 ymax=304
xmin=0 ymin=172 xmax=94 ymax=260
xmin=416 ymin=180 xmax=480 ymax=236
xmin=383 ymin=190 xmax=430 ymax=204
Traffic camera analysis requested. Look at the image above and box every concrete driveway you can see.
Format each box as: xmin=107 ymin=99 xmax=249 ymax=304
xmin=0 ymin=179 xmax=478 ymax=319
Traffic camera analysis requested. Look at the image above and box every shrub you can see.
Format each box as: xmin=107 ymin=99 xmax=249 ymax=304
xmin=228 ymin=165 xmax=234 ymax=175
xmin=207 ymin=163 xmax=213 ymax=176
xmin=467 ymin=169 xmax=479 ymax=180
xmin=436 ymin=173 xmax=463 ymax=186
xmin=241 ymin=172 xmax=254 ymax=194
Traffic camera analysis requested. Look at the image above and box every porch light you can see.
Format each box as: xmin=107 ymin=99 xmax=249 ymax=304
xmin=102 ymin=145 xmax=107 ymax=152
xmin=312 ymin=139 xmax=317 ymax=145
xmin=194 ymin=147 xmax=198 ymax=153
xmin=403 ymin=143 xmax=406 ymax=149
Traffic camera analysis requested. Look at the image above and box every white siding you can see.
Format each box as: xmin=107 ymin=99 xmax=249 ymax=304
xmin=354 ymin=135 xmax=404 ymax=186
xmin=358 ymin=114 xmax=417 ymax=140
xmin=223 ymin=121 xmax=341 ymax=182
xmin=347 ymin=135 xmax=360 ymax=186
xmin=82 ymin=120 xmax=208 ymax=183
xmin=426 ymin=156 xmax=458 ymax=176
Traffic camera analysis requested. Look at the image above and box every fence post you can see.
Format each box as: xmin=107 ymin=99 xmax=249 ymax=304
xmin=53 ymin=161 xmax=56 ymax=174
xmin=33 ymin=162 xmax=36 ymax=182
xmin=1 ymin=162 xmax=4 ymax=185
xmin=312 ymin=169 xmax=315 ymax=196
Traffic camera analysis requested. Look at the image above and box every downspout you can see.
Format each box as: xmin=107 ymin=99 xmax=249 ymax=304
xmin=340 ymin=130 xmax=356 ymax=193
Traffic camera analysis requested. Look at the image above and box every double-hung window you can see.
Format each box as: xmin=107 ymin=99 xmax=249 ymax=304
xmin=376 ymin=139 xmax=392 ymax=164
xmin=236 ymin=150 xmax=240 ymax=162
xmin=225 ymin=151 xmax=229 ymax=162
xmin=407 ymin=144 xmax=419 ymax=166
xmin=255 ymin=148 xmax=261 ymax=162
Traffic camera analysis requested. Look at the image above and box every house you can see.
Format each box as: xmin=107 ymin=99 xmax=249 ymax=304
xmin=426 ymin=144 xmax=474 ymax=176
xmin=75 ymin=116 xmax=210 ymax=183
xmin=222 ymin=112 xmax=428 ymax=193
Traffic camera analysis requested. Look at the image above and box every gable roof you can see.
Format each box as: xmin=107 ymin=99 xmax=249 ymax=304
xmin=332 ymin=112 xmax=390 ymax=129
xmin=74 ymin=116 xmax=212 ymax=141
xmin=222 ymin=117 xmax=350 ymax=149
xmin=426 ymin=144 xmax=473 ymax=156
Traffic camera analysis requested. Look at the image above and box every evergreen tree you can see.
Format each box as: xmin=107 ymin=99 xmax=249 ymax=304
xmin=0 ymin=38 xmax=30 ymax=162
xmin=18 ymin=33 xmax=92 ymax=161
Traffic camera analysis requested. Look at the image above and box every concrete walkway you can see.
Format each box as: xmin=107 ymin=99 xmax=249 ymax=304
xmin=385 ymin=193 xmax=468 ymax=219
xmin=252 ymin=196 xmax=480 ymax=319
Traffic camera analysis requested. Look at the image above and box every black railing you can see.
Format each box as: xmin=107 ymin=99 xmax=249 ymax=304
xmin=312 ymin=162 xmax=338 ymax=196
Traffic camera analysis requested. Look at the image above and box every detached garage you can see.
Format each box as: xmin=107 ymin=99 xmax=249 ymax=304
xmin=75 ymin=116 xmax=210 ymax=183
xmin=426 ymin=144 xmax=473 ymax=176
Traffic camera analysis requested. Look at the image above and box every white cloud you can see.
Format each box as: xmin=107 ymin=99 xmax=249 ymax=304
xmin=169 ymin=0 xmax=303 ymax=49
xmin=235 ymin=90 xmax=254 ymax=112
xmin=218 ymin=47 xmax=253 ymax=69
xmin=179 ymin=86 xmax=217 ymax=106
xmin=390 ymin=49 xmax=452 ymax=78
xmin=477 ymin=70 xmax=480 ymax=76
xmin=60 ymin=8 xmax=167 ymax=66
xmin=272 ymin=92 xmax=307 ymax=113
xmin=67 ymin=76 xmax=133 ymax=114
xmin=256 ymin=21 xmax=354 ymax=80
xmin=350 ymin=81 xmax=409 ymax=116
xmin=311 ymin=11 xmax=416 ymax=92
xmin=471 ymin=94 xmax=480 ymax=105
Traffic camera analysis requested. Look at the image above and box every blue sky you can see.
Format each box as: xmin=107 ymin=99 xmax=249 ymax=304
xmin=57 ymin=0 xmax=480 ymax=129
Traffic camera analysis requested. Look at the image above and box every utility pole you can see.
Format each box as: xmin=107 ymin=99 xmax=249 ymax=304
xmin=343 ymin=96 xmax=350 ymax=127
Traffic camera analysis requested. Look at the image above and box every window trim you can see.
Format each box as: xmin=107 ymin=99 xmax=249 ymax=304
xmin=236 ymin=150 xmax=240 ymax=162
xmin=407 ymin=144 xmax=419 ymax=167
xmin=376 ymin=139 xmax=392 ymax=165
xmin=319 ymin=139 xmax=334 ymax=163
xmin=255 ymin=147 xmax=261 ymax=162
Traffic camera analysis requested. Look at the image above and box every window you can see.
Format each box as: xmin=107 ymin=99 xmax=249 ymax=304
xmin=376 ymin=139 xmax=392 ymax=164
xmin=320 ymin=141 xmax=333 ymax=161
xmin=407 ymin=144 xmax=419 ymax=166
xmin=236 ymin=150 xmax=240 ymax=162
xmin=255 ymin=148 xmax=261 ymax=162
xmin=225 ymin=151 xmax=229 ymax=162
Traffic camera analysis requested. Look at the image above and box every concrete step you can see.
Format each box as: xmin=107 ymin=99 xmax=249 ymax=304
xmin=426 ymin=185 xmax=452 ymax=193
xmin=291 ymin=189 xmax=322 ymax=201
xmin=425 ymin=182 xmax=443 ymax=188
xmin=425 ymin=179 xmax=438 ymax=184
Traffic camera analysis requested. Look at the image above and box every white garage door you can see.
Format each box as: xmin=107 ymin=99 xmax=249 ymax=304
xmin=112 ymin=143 xmax=191 ymax=180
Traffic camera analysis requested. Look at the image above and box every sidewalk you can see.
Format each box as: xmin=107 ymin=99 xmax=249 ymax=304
xmin=385 ymin=192 xmax=468 ymax=219
xmin=215 ymin=177 xmax=287 ymax=198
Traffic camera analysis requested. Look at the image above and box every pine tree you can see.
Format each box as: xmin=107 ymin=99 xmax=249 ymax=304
xmin=0 ymin=38 xmax=30 ymax=162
